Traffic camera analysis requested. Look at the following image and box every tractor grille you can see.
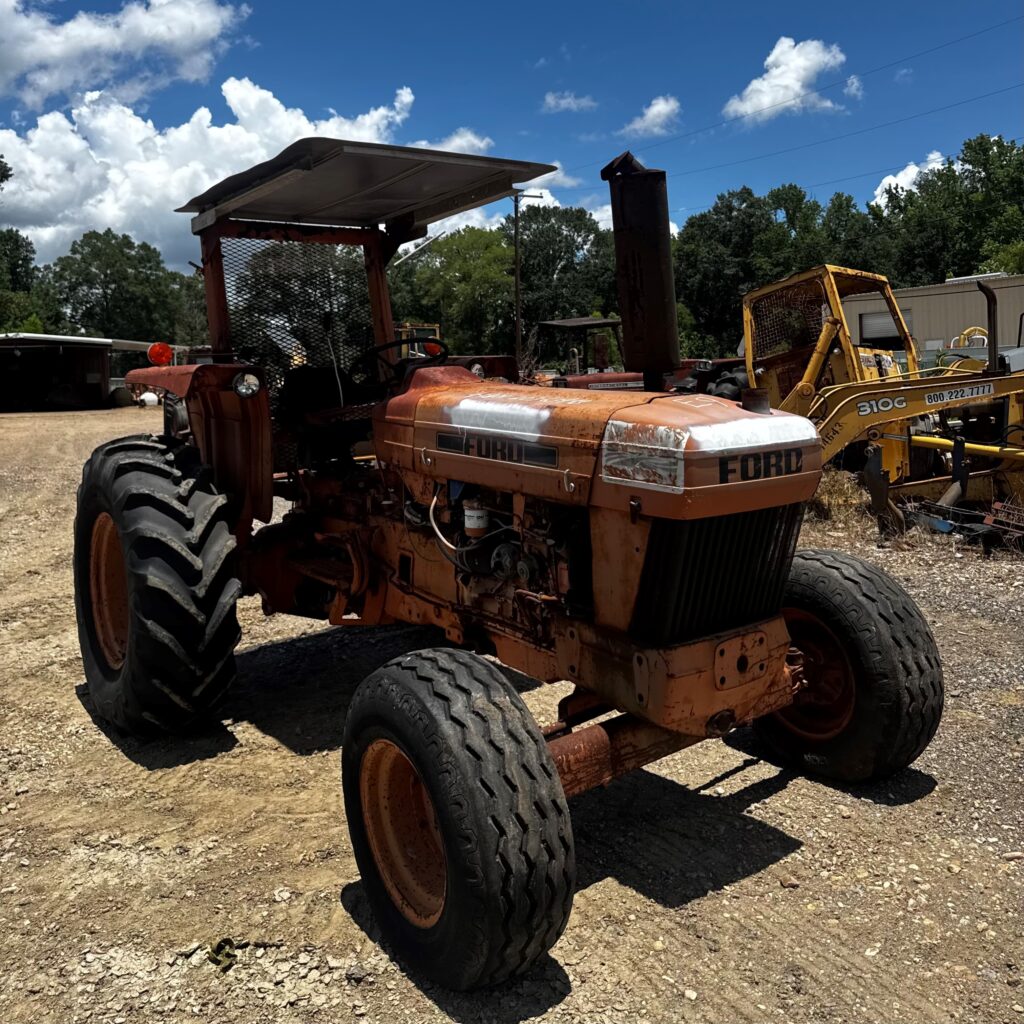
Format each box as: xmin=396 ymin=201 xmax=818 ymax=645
xmin=221 ymin=236 xmax=374 ymax=414
xmin=630 ymin=503 xmax=803 ymax=647
xmin=749 ymin=279 xmax=830 ymax=361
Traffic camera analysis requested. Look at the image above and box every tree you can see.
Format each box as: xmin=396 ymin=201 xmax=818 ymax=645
xmin=412 ymin=228 xmax=514 ymax=353
xmin=499 ymin=206 xmax=614 ymax=336
xmin=674 ymin=187 xmax=790 ymax=351
xmin=0 ymin=228 xmax=36 ymax=292
xmin=51 ymin=229 xmax=178 ymax=340
xmin=875 ymin=134 xmax=1024 ymax=285
xmin=170 ymin=270 xmax=209 ymax=347
xmin=980 ymin=239 xmax=1024 ymax=275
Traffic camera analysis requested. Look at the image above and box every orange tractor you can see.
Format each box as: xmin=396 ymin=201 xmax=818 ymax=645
xmin=73 ymin=140 xmax=943 ymax=989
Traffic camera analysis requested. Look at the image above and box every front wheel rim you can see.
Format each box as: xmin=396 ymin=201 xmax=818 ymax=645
xmin=774 ymin=608 xmax=857 ymax=742
xmin=359 ymin=738 xmax=447 ymax=928
xmin=89 ymin=512 xmax=130 ymax=671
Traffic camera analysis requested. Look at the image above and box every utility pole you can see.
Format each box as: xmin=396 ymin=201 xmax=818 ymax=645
xmin=513 ymin=190 xmax=543 ymax=366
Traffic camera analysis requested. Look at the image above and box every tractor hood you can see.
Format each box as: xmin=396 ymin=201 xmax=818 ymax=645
xmin=376 ymin=367 xmax=822 ymax=519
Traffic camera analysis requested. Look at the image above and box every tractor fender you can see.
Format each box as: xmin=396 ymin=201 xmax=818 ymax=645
xmin=126 ymin=362 xmax=273 ymax=529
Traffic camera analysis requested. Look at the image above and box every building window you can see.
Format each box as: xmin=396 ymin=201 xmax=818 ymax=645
xmin=860 ymin=308 xmax=912 ymax=347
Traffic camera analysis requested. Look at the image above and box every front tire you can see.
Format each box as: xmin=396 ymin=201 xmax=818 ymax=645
xmin=73 ymin=435 xmax=241 ymax=734
xmin=754 ymin=549 xmax=943 ymax=782
xmin=342 ymin=649 xmax=575 ymax=990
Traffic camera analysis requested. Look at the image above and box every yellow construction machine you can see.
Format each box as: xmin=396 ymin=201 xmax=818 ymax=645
xmin=737 ymin=266 xmax=1024 ymax=534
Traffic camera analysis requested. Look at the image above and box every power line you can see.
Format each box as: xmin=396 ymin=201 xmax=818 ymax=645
xmin=652 ymin=134 xmax=1024 ymax=220
xmin=666 ymin=83 xmax=1023 ymax=179
xmin=561 ymin=12 xmax=1024 ymax=176
xmin=555 ymin=82 xmax=1023 ymax=192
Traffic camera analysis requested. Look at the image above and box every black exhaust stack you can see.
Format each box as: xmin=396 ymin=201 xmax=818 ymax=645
xmin=601 ymin=152 xmax=681 ymax=391
xmin=976 ymin=279 xmax=1000 ymax=372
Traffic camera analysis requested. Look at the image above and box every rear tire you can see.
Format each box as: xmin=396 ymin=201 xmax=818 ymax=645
xmin=73 ymin=435 xmax=241 ymax=734
xmin=342 ymin=648 xmax=575 ymax=990
xmin=753 ymin=549 xmax=943 ymax=782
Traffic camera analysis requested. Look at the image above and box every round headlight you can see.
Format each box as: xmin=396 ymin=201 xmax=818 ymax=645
xmin=232 ymin=372 xmax=261 ymax=398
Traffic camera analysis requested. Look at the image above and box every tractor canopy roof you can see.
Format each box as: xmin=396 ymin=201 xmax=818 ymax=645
xmin=538 ymin=317 xmax=622 ymax=331
xmin=178 ymin=138 xmax=556 ymax=240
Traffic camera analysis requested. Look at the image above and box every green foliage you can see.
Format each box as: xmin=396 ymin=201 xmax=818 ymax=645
xmin=0 ymin=228 xmax=36 ymax=291
xmin=51 ymin=229 xmax=178 ymax=340
xmin=407 ymin=228 xmax=514 ymax=354
xmin=500 ymin=205 xmax=615 ymax=334
xmin=17 ymin=312 xmax=44 ymax=333
xmin=875 ymin=135 xmax=1024 ymax=285
xmin=170 ymin=271 xmax=209 ymax=347
xmin=980 ymin=239 xmax=1024 ymax=275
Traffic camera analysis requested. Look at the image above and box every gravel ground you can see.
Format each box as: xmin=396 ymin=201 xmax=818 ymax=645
xmin=0 ymin=408 xmax=1022 ymax=1024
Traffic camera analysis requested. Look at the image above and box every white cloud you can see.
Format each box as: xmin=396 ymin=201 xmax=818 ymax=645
xmin=527 ymin=161 xmax=582 ymax=188
xmin=894 ymin=67 xmax=913 ymax=85
xmin=0 ymin=78 xmax=417 ymax=267
xmin=522 ymin=189 xmax=560 ymax=209
xmin=542 ymin=91 xmax=598 ymax=113
xmin=872 ymin=150 xmax=945 ymax=206
xmin=723 ymin=37 xmax=846 ymax=123
xmin=618 ymin=95 xmax=680 ymax=138
xmin=423 ymin=191 xmax=561 ymax=239
xmin=588 ymin=203 xmax=613 ymax=230
xmin=587 ymin=203 xmax=676 ymax=235
xmin=0 ymin=0 xmax=248 ymax=110
xmin=410 ymin=127 xmax=493 ymax=154
xmin=423 ymin=208 xmax=505 ymax=239
xmin=844 ymin=74 xmax=863 ymax=100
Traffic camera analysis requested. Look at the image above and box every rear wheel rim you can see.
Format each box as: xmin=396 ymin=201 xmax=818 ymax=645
xmin=89 ymin=512 xmax=130 ymax=671
xmin=359 ymin=739 xmax=446 ymax=928
xmin=774 ymin=608 xmax=856 ymax=742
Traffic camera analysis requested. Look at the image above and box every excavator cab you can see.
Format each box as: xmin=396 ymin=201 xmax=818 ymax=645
xmin=743 ymin=265 xmax=920 ymax=415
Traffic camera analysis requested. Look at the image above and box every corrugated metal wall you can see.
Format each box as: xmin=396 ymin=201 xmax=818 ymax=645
xmin=844 ymin=275 xmax=1024 ymax=356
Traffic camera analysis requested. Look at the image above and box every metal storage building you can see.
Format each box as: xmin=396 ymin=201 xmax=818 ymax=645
xmin=0 ymin=333 xmax=154 ymax=412
xmin=842 ymin=272 xmax=1024 ymax=363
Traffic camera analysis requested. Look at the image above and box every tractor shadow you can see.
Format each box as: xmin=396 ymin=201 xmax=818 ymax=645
xmin=337 ymin=760 xmax=802 ymax=1020
xmin=339 ymin=882 xmax=571 ymax=1024
xmin=570 ymin=760 xmax=802 ymax=907
xmin=79 ymin=624 xmax=543 ymax=770
xmin=723 ymin=726 xmax=939 ymax=806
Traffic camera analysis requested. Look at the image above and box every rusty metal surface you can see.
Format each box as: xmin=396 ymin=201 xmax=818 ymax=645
xmin=546 ymin=714 xmax=702 ymax=799
xmin=601 ymin=152 xmax=680 ymax=385
xmin=125 ymin=362 xmax=211 ymax=397
xmin=126 ymin=363 xmax=273 ymax=528
xmin=554 ymin=615 xmax=796 ymax=734
xmin=373 ymin=367 xmax=823 ymax=522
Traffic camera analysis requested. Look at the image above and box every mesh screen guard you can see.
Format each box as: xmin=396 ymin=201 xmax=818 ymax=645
xmin=749 ymin=278 xmax=830 ymax=361
xmin=220 ymin=236 xmax=375 ymax=413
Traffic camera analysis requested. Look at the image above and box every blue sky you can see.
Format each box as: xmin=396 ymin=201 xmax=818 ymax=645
xmin=1 ymin=0 xmax=1021 ymax=266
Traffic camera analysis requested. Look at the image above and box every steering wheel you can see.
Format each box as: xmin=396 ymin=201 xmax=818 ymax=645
xmin=348 ymin=339 xmax=449 ymax=388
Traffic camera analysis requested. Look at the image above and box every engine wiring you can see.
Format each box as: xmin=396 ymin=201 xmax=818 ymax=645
xmin=427 ymin=488 xmax=518 ymax=571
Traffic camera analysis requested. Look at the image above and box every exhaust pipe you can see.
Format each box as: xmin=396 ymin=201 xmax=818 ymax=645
xmin=977 ymin=280 xmax=1000 ymax=372
xmin=601 ymin=152 xmax=681 ymax=391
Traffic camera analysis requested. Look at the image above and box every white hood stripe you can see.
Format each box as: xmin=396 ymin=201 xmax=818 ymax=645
xmin=687 ymin=416 xmax=820 ymax=455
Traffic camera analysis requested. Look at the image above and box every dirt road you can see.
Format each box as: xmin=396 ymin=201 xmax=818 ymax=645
xmin=1 ymin=408 xmax=1021 ymax=1024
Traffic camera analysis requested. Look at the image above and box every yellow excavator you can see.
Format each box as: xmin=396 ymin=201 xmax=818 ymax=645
xmin=736 ymin=265 xmax=1024 ymax=534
